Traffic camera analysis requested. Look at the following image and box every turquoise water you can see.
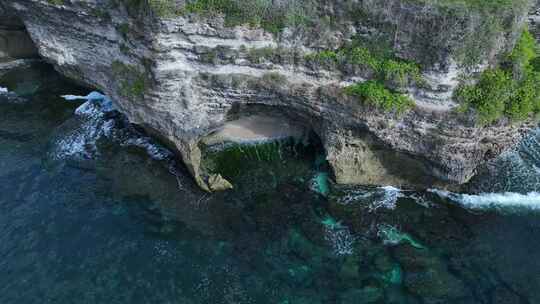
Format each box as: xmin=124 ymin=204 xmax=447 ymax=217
xmin=1 ymin=63 xmax=540 ymax=303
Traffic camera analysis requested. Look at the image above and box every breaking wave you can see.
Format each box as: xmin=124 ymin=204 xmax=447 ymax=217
xmin=430 ymin=189 xmax=540 ymax=211
xmin=52 ymin=92 xmax=115 ymax=160
xmin=336 ymin=185 xmax=404 ymax=212
xmin=52 ymin=91 xmax=173 ymax=162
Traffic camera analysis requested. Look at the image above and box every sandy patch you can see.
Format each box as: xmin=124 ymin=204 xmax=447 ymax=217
xmin=202 ymin=115 xmax=306 ymax=146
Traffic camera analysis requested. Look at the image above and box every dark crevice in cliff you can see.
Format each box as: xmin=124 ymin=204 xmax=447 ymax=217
xmin=0 ymin=10 xmax=39 ymax=61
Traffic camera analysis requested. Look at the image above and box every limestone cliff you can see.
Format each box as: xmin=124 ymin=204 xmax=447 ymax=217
xmin=1 ymin=0 xmax=536 ymax=191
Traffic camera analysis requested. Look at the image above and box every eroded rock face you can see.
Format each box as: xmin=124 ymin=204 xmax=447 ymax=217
xmin=2 ymin=0 xmax=535 ymax=190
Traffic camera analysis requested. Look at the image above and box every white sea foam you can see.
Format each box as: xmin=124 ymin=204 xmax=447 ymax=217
xmin=62 ymin=91 xmax=109 ymax=102
xmin=122 ymin=137 xmax=173 ymax=161
xmin=63 ymin=91 xmax=115 ymax=115
xmin=337 ymin=189 xmax=373 ymax=205
xmin=53 ymin=92 xmax=115 ymax=159
xmin=321 ymin=217 xmax=354 ymax=256
xmin=430 ymin=189 xmax=540 ymax=211
xmin=369 ymin=186 xmax=402 ymax=212
xmin=55 ymin=91 xmax=174 ymax=163
xmin=53 ymin=101 xmax=106 ymax=159
xmin=337 ymin=186 xmax=402 ymax=212
xmin=377 ymin=223 xmax=424 ymax=248
xmin=61 ymin=94 xmax=87 ymax=101
xmin=54 ymin=128 xmax=92 ymax=159
xmin=324 ymin=225 xmax=354 ymax=256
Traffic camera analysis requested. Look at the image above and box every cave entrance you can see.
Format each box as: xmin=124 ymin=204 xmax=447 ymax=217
xmin=199 ymin=104 xmax=329 ymax=193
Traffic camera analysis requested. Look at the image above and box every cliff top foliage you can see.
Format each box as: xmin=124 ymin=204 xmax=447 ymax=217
xmin=181 ymin=0 xmax=318 ymax=34
xmin=408 ymin=0 xmax=526 ymax=10
xmin=109 ymin=0 xmax=534 ymax=71
xmin=141 ymin=0 xmax=530 ymax=30
xmin=455 ymin=28 xmax=540 ymax=124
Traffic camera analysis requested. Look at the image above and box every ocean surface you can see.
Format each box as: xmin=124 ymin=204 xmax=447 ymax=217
xmin=1 ymin=62 xmax=540 ymax=304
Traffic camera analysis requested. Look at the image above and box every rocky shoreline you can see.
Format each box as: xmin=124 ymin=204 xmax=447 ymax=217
xmin=0 ymin=0 xmax=537 ymax=191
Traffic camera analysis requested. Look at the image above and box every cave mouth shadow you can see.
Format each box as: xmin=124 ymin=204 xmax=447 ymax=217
xmin=0 ymin=11 xmax=39 ymax=62
xmin=198 ymin=103 xmax=330 ymax=189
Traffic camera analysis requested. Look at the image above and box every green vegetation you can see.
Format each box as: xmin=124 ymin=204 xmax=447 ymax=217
xmin=116 ymin=0 xmax=180 ymax=17
xmin=114 ymin=0 xmax=529 ymax=74
xmin=203 ymin=141 xmax=289 ymax=180
xmin=116 ymin=23 xmax=130 ymax=38
xmin=455 ymin=28 xmax=540 ymax=124
xmin=304 ymin=38 xmax=421 ymax=113
xmin=348 ymin=46 xmax=422 ymax=88
xmin=200 ymin=138 xmax=319 ymax=189
xmin=455 ymin=69 xmax=513 ymax=123
xmin=119 ymin=43 xmax=130 ymax=55
xmin=306 ymin=41 xmax=423 ymax=89
xmin=304 ymin=50 xmax=341 ymax=69
xmin=508 ymin=28 xmax=537 ymax=78
xmin=46 ymin=0 xmax=64 ymax=5
xmin=243 ymin=46 xmax=300 ymax=66
xmin=345 ymin=81 xmax=414 ymax=113
xmin=148 ymin=0 xmax=181 ymax=17
xmin=247 ymin=47 xmax=279 ymax=64
xmin=90 ymin=6 xmax=112 ymax=19
xmin=241 ymin=40 xmax=418 ymax=113
xmin=260 ymin=72 xmax=287 ymax=86
xmin=111 ymin=61 xmax=147 ymax=99
xmin=183 ymin=0 xmax=317 ymax=34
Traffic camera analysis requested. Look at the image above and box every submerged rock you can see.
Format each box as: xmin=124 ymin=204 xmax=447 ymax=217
xmin=207 ymin=173 xmax=233 ymax=191
xmin=394 ymin=245 xmax=469 ymax=303
xmin=340 ymin=287 xmax=383 ymax=304
xmin=338 ymin=255 xmax=361 ymax=281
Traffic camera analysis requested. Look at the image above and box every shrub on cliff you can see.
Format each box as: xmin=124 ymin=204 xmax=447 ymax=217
xmin=345 ymin=81 xmax=414 ymax=113
xmin=507 ymin=28 xmax=538 ymax=79
xmin=306 ymin=41 xmax=423 ymax=90
xmin=506 ymin=71 xmax=540 ymax=121
xmin=455 ymin=69 xmax=513 ymax=124
xmin=455 ymin=28 xmax=540 ymax=124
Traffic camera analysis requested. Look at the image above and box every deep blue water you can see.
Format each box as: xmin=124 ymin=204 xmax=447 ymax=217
xmin=1 ymin=63 xmax=540 ymax=304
